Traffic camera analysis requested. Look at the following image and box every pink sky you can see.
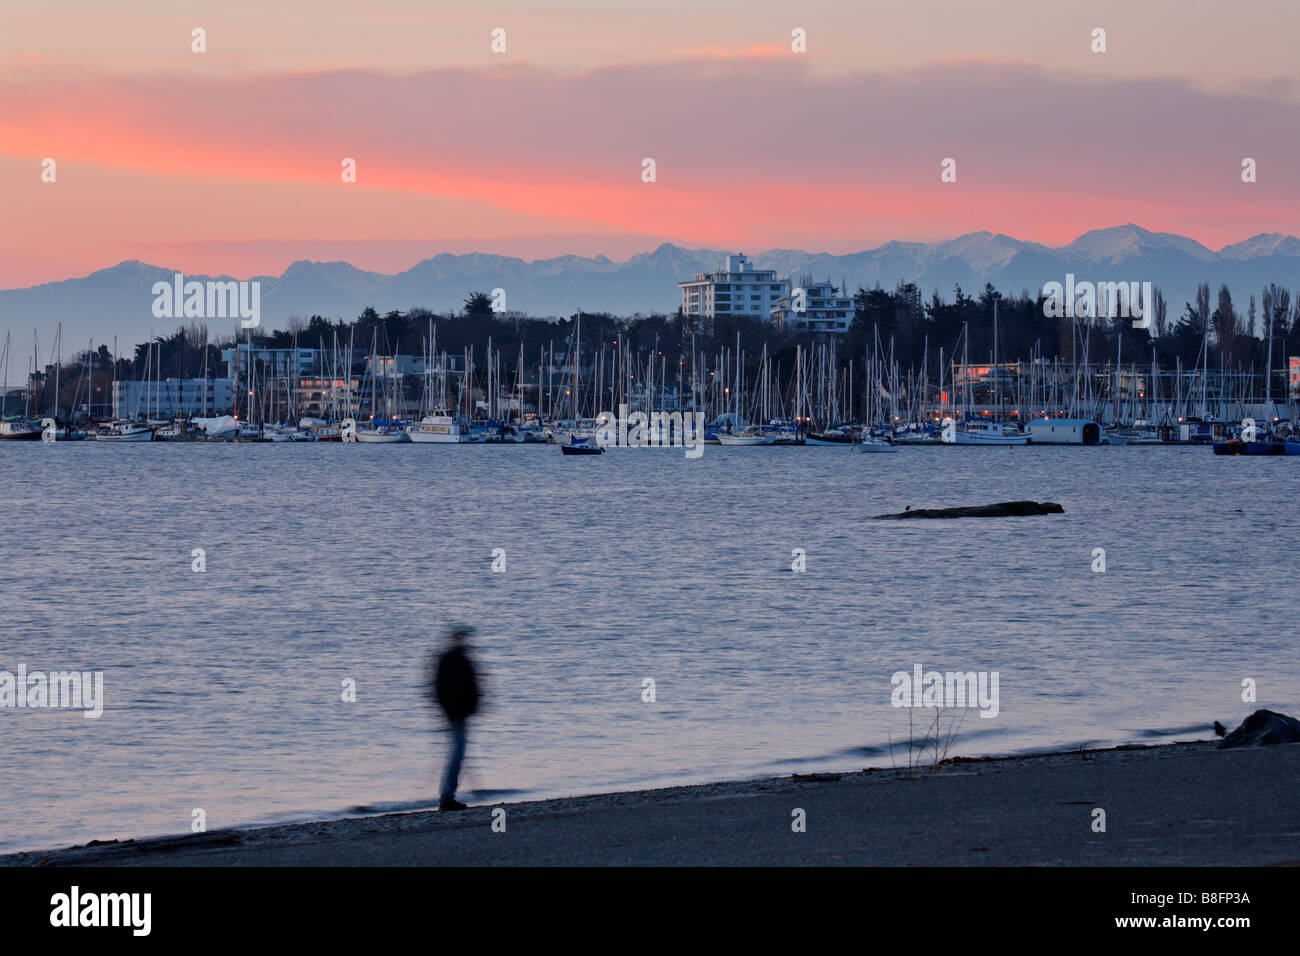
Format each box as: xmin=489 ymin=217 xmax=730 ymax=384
xmin=2 ymin=0 xmax=1299 ymax=286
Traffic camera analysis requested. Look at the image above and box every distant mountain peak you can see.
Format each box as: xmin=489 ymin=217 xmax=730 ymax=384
xmin=7 ymin=226 xmax=1300 ymax=347
xmin=1218 ymin=233 xmax=1300 ymax=260
xmin=1062 ymin=223 xmax=1215 ymax=264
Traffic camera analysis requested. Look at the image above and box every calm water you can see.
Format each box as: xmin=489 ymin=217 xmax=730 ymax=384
xmin=1 ymin=441 xmax=1296 ymax=853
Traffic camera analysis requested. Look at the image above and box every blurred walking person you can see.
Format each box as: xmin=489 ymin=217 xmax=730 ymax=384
xmin=432 ymin=624 xmax=480 ymax=811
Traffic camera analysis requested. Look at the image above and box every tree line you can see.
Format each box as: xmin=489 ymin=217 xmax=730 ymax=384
xmin=25 ymin=280 xmax=1300 ymax=418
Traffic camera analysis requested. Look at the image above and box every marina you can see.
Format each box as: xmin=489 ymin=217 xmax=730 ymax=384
xmin=3 ymin=307 xmax=1297 ymax=453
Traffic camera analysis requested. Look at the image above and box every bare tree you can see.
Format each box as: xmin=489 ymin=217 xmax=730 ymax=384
xmin=1153 ymin=287 xmax=1168 ymax=338
xmin=1195 ymin=283 xmax=1211 ymax=337
xmin=1212 ymin=284 xmax=1240 ymax=364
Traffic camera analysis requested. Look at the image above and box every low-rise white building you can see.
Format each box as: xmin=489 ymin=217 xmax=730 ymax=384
xmin=113 ymin=378 xmax=235 ymax=418
xmin=367 ymin=354 xmax=426 ymax=377
xmin=221 ymin=346 xmax=320 ymax=379
xmin=679 ymin=254 xmax=789 ymax=321
xmin=772 ymin=280 xmax=854 ymax=335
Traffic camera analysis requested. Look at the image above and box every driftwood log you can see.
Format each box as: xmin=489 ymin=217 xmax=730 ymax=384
xmin=874 ymin=500 xmax=1065 ymax=520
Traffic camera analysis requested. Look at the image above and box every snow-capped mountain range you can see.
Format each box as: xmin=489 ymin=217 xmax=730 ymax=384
xmin=4 ymin=224 xmax=1299 ymax=349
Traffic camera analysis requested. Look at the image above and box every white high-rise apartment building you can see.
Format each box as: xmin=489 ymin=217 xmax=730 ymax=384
xmin=678 ymin=254 xmax=789 ymax=321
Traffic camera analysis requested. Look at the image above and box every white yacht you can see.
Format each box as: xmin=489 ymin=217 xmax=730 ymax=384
xmin=355 ymin=423 xmax=409 ymax=443
xmin=857 ymin=436 xmax=898 ymax=453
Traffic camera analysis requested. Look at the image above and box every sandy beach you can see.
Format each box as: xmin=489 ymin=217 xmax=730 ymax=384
xmin=6 ymin=739 xmax=1298 ymax=866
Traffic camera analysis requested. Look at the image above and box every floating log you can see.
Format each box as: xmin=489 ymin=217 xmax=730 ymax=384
xmin=873 ymin=500 xmax=1065 ymax=520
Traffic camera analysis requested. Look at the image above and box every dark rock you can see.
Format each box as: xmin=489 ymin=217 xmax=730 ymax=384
xmin=873 ymin=500 xmax=1065 ymax=520
xmin=1218 ymin=709 xmax=1300 ymax=749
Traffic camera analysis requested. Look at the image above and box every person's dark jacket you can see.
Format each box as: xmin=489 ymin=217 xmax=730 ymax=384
xmin=434 ymin=646 xmax=479 ymax=720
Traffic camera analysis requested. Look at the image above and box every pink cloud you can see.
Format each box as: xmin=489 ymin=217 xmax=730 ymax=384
xmin=2 ymin=59 xmax=1298 ymax=284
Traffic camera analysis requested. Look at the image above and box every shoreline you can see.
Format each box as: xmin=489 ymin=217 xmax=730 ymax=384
xmin=7 ymin=738 xmax=1299 ymax=866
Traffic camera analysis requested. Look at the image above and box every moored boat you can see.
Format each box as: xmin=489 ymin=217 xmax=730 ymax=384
xmin=560 ymin=434 xmax=603 ymax=455
xmin=352 ymin=417 xmax=410 ymax=442
xmin=355 ymin=427 xmax=409 ymax=443
xmin=1214 ymin=437 xmax=1287 ymax=455
xmin=806 ymin=426 xmax=857 ymax=446
xmin=716 ymin=426 xmax=766 ymax=446
xmin=0 ymin=420 xmax=42 ymax=440
xmin=94 ymin=421 xmax=155 ymax=442
xmin=951 ymin=421 xmax=1029 ymax=445
xmin=406 ymin=414 xmax=465 ymax=443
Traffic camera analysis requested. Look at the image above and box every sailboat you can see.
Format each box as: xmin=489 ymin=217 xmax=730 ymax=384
xmin=558 ymin=314 xmax=603 ymax=455
xmin=949 ymin=312 xmax=1029 ymax=445
xmin=0 ymin=332 xmax=40 ymax=438
xmin=716 ymin=427 xmax=766 ymax=445
xmin=355 ymin=418 xmax=409 ymax=442
xmin=714 ymin=332 xmax=764 ymax=444
xmin=856 ymin=434 xmax=898 ymax=453
xmin=560 ymin=434 xmax=604 ymax=455
xmin=351 ymin=331 xmax=409 ymax=442
xmin=406 ymin=323 xmax=467 ymax=443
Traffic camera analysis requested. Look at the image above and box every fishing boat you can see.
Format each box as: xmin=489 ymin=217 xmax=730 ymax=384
xmin=154 ymin=419 xmax=198 ymax=441
xmin=0 ymin=420 xmax=41 ymax=440
xmin=406 ymin=413 xmax=464 ymax=443
xmin=300 ymin=418 xmax=341 ymax=442
xmin=94 ymin=421 xmax=156 ymax=442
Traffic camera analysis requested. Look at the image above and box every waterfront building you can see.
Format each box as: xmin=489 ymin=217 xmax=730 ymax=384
xmin=772 ymin=280 xmax=854 ymax=335
xmin=678 ymin=254 xmax=789 ymax=322
xmin=220 ymin=346 xmax=320 ymax=379
xmin=112 ymin=378 xmax=235 ymax=418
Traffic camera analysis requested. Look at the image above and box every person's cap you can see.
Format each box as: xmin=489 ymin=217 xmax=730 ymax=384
xmin=447 ymin=623 xmax=476 ymax=640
